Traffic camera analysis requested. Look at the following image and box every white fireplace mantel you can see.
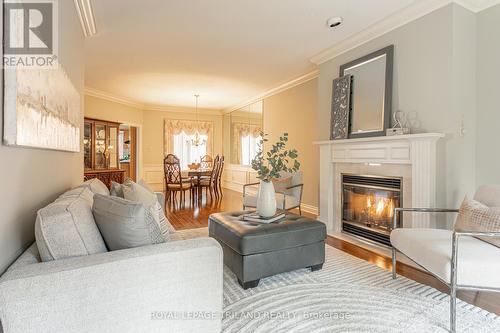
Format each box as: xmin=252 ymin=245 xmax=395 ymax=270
xmin=314 ymin=133 xmax=445 ymax=232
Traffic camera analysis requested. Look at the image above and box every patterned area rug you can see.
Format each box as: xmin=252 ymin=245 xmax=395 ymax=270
xmin=177 ymin=228 xmax=500 ymax=332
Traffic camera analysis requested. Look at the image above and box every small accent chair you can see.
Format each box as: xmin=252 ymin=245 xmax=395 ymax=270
xmin=163 ymin=154 xmax=193 ymax=205
xmin=200 ymin=154 xmax=213 ymax=169
xmin=199 ymin=155 xmax=220 ymax=202
xmin=390 ymin=185 xmax=500 ymax=333
xmin=242 ymin=171 xmax=304 ymax=215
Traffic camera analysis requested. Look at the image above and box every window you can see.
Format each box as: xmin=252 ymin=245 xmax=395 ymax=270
xmin=241 ymin=135 xmax=261 ymax=166
xmin=173 ymin=131 xmax=208 ymax=169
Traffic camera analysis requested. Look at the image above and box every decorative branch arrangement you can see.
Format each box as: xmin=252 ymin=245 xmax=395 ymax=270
xmin=251 ymin=132 xmax=300 ymax=182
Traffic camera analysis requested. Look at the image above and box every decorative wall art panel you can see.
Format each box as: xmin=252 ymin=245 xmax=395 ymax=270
xmin=3 ymin=64 xmax=81 ymax=152
xmin=330 ymin=74 xmax=352 ymax=140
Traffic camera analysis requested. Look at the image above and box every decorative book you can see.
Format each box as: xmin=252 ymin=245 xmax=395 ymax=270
xmin=241 ymin=212 xmax=286 ymax=224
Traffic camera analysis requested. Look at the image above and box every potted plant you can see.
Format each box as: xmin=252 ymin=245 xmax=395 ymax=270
xmin=251 ymin=132 xmax=300 ymax=217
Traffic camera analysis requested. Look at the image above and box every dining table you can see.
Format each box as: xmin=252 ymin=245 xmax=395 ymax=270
xmin=182 ymin=168 xmax=213 ymax=199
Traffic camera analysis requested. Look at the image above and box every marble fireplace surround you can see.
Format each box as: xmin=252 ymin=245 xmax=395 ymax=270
xmin=315 ymin=133 xmax=444 ymax=236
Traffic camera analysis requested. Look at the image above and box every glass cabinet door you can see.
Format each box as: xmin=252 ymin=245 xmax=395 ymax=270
xmin=107 ymin=126 xmax=118 ymax=169
xmin=95 ymin=124 xmax=107 ymax=169
xmin=83 ymin=122 xmax=92 ymax=170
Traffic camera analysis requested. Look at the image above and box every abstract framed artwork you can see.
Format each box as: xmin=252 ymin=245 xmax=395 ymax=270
xmin=3 ymin=63 xmax=82 ymax=152
xmin=330 ymin=74 xmax=352 ymax=140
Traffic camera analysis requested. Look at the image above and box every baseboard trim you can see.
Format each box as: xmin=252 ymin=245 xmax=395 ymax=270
xmin=300 ymin=203 xmax=319 ymax=215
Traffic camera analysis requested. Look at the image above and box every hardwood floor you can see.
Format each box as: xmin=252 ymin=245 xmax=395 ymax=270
xmin=166 ymin=188 xmax=500 ymax=315
xmin=166 ymin=188 xmax=244 ymax=230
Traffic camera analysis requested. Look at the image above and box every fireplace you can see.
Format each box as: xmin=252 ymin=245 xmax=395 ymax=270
xmin=342 ymin=174 xmax=402 ymax=246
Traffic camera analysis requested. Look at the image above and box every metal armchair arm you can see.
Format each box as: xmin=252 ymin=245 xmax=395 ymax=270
xmin=243 ymin=182 xmax=260 ymax=197
xmin=392 ymin=207 xmax=459 ymax=230
xmin=276 ymin=183 xmax=304 ymax=210
xmin=454 ymin=230 xmax=500 ymax=237
xmin=285 ymin=183 xmax=304 ymax=191
xmin=450 ymin=230 xmax=500 ymax=302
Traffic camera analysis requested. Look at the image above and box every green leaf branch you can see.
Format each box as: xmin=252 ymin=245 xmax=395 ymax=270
xmin=251 ymin=132 xmax=301 ymax=182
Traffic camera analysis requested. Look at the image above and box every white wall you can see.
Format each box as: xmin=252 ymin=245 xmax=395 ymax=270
xmin=317 ymin=4 xmax=478 ymax=224
xmin=0 ymin=1 xmax=85 ymax=273
xmin=476 ymin=4 xmax=500 ymax=186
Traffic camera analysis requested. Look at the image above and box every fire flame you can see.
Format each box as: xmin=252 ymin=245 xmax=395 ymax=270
xmin=366 ymin=196 xmax=395 ymax=217
xmin=375 ymin=199 xmax=385 ymax=215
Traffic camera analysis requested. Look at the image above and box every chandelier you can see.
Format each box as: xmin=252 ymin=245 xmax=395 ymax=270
xmin=191 ymin=94 xmax=207 ymax=147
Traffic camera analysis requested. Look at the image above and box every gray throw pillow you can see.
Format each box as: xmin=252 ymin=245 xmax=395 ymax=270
xmin=92 ymin=194 xmax=165 ymax=251
xmin=81 ymin=178 xmax=110 ymax=196
xmin=122 ymin=179 xmax=173 ymax=239
xmin=138 ymin=178 xmax=155 ymax=193
xmin=35 ymin=187 xmax=108 ymax=262
xmin=122 ymin=179 xmax=158 ymax=208
xmin=110 ymin=181 xmax=124 ymax=198
xmin=56 ymin=186 xmax=94 ymax=206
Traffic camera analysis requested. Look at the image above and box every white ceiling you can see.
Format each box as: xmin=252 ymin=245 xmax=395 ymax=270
xmin=84 ymin=0 xmax=419 ymax=110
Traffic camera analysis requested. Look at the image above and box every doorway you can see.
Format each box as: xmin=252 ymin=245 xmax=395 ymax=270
xmin=119 ymin=125 xmax=138 ymax=181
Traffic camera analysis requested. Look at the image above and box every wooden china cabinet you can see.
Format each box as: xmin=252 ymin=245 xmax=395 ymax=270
xmin=83 ymin=118 xmax=125 ymax=188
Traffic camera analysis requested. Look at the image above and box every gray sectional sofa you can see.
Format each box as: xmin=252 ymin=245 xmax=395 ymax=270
xmin=0 ymin=180 xmax=223 ymax=333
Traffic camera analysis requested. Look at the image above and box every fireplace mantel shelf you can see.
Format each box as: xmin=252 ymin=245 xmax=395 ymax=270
xmin=316 ymin=132 xmax=445 ymax=233
xmin=313 ymin=133 xmax=444 ymax=146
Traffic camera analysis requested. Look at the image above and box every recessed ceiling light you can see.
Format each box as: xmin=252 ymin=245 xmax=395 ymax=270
xmin=327 ymin=17 xmax=343 ymax=28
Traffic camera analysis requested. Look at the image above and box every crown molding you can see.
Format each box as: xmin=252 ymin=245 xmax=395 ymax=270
xmin=454 ymin=0 xmax=500 ymax=12
xmin=309 ymin=0 xmax=500 ymax=66
xmin=223 ymin=69 xmax=319 ymax=114
xmin=74 ymin=0 xmax=97 ymax=37
xmin=310 ymin=0 xmax=455 ymax=65
xmin=309 ymin=0 xmax=499 ymax=66
xmin=85 ymin=87 xmax=144 ymax=109
xmin=143 ymin=104 xmax=224 ymax=116
xmin=84 ymin=87 xmax=224 ymax=115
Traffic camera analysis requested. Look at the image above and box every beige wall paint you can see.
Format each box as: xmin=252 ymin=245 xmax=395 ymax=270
xmin=476 ymin=4 xmax=500 ymax=186
xmin=85 ymin=95 xmax=144 ymax=125
xmin=263 ymin=78 xmax=318 ymax=209
xmin=0 ymin=1 xmax=85 ymax=273
xmin=317 ymin=4 xmax=478 ymax=223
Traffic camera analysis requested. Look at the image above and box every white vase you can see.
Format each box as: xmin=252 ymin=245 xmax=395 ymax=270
xmin=256 ymin=180 xmax=277 ymax=217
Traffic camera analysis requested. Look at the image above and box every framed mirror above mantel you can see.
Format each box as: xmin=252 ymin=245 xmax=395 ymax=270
xmin=336 ymin=45 xmax=394 ymax=139
xmin=222 ymin=101 xmax=263 ymax=191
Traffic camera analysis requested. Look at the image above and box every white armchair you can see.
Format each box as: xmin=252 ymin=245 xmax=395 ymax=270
xmin=242 ymin=172 xmax=304 ymax=215
xmin=390 ymin=185 xmax=500 ymax=333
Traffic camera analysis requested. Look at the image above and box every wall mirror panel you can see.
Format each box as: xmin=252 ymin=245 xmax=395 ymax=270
xmin=223 ymin=101 xmax=263 ymax=166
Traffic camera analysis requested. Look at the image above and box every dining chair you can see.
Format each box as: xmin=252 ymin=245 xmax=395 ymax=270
xmin=163 ymin=154 xmax=193 ymax=206
xmin=215 ymin=155 xmax=225 ymax=197
xmin=200 ymin=154 xmax=213 ymax=169
xmin=198 ymin=155 xmax=219 ymax=202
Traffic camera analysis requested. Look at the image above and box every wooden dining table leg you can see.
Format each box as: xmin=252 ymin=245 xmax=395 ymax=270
xmin=197 ymin=175 xmax=202 ymax=200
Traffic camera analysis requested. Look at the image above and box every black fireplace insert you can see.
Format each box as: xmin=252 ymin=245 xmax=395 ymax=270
xmin=342 ymin=174 xmax=402 ymax=246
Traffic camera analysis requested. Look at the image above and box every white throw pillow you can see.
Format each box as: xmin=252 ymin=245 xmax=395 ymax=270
xmin=455 ymin=196 xmax=500 ymax=248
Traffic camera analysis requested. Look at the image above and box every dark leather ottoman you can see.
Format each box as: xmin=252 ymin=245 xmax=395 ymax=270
xmin=208 ymin=211 xmax=326 ymax=289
